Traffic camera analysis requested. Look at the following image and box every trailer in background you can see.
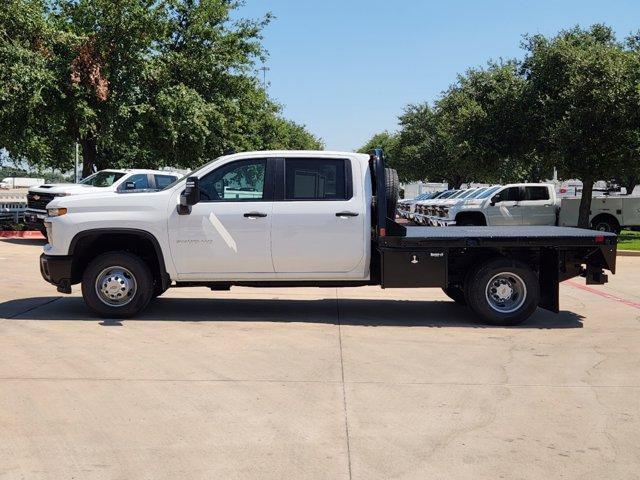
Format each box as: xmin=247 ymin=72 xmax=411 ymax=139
xmin=1 ymin=177 xmax=45 ymax=189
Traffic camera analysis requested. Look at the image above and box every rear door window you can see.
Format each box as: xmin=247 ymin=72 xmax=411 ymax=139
xmin=154 ymin=175 xmax=177 ymax=189
xmin=284 ymin=158 xmax=348 ymax=200
xmin=522 ymin=186 xmax=550 ymax=201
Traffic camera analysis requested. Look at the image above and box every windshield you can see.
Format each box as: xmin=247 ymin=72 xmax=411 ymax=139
xmin=457 ymin=189 xmax=479 ymax=199
xmin=465 ymin=188 xmax=487 ymax=198
xmin=80 ymin=171 xmax=125 ymax=187
xmin=440 ymin=190 xmax=458 ymax=198
xmin=476 ymin=186 xmax=501 ymax=199
xmin=448 ymin=190 xmax=466 ymax=199
xmin=431 ymin=190 xmax=450 ymax=199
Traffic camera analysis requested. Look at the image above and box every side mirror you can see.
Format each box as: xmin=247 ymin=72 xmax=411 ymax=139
xmin=124 ymin=181 xmax=136 ymax=190
xmin=490 ymin=193 xmax=502 ymax=206
xmin=180 ymin=176 xmax=201 ymax=207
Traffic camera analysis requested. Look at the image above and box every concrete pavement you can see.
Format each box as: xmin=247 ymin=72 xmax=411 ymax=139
xmin=0 ymin=239 xmax=639 ymax=479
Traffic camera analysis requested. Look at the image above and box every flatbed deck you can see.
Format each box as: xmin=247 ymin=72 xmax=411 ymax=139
xmin=379 ymin=225 xmax=617 ymax=249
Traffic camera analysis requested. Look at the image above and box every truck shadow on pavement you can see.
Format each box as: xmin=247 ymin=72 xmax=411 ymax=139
xmin=0 ymin=238 xmax=46 ymax=246
xmin=0 ymin=296 xmax=584 ymax=329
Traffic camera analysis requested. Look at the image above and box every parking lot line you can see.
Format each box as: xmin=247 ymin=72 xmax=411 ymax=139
xmin=565 ymin=280 xmax=640 ymax=310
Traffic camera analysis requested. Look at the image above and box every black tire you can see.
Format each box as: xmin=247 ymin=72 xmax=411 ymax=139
xmin=442 ymin=286 xmax=466 ymax=305
xmin=591 ymin=216 xmax=621 ymax=235
xmin=81 ymin=251 xmax=154 ymax=318
xmin=465 ymin=257 xmax=539 ymax=326
xmin=385 ymin=167 xmax=399 ymax=219
xmin=152 ymin=285 xmax=168 ymax=299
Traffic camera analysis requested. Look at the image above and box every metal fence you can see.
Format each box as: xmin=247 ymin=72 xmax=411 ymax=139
xmin=0 ymin=192 xmax=27 ymax=222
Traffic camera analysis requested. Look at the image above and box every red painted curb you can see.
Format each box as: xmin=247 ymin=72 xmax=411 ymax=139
xmin=0 ymin=231 xmax=45 ymax=239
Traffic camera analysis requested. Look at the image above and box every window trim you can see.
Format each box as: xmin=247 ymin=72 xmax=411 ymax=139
xmin=279 ymin=157 xmax=353 ymax=202
xmin=197 ymin=158 xmax=274 ymax=203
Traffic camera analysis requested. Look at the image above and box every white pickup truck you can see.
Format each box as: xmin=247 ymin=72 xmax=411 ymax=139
xmin=39 ymin=150 xmax=616 ymax=326
xmin=432 ymin=183 xmax=559 ymax=226
xmin=25 ymin=169 xmax=179 ymax=236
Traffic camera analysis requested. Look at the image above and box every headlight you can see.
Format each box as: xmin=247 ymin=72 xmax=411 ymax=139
xmin=47 ymin=207 xmax=67 ymax=217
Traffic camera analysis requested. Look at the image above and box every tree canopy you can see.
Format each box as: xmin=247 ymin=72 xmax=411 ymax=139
xmin=361 ymin=24 xmax=640 ymax=226
xmin=0 ymin=0 xmax=322 ymax=176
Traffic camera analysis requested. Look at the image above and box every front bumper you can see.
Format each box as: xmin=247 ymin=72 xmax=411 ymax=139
xmin=40 ymin=254 xmax=73 ymax=293
xmin=25 ymin=209 xmax=47 ymax=230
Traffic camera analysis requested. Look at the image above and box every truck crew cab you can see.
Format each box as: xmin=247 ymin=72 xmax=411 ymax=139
xmin=39 ymin=150 xmax=616 ymax=325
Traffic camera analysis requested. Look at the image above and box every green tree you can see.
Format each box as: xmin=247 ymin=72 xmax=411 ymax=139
xmin=357 ymin=130 xmax=398 ymax=166
xmin=260 ymin=116 xmax=323 ymax=150
xmin=522 ymin=25 xmax=639 ymax=227
xmin=391 ymin=62 xmax=533 ymax=188
xmin=436 ymin=62 xmax=539 ymax=185
xmin=0 ymin=0 xmax=320 ymax=176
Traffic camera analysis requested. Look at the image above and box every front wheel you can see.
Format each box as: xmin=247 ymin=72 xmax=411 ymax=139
xmin=81 ymin=251 xmax=154 ymax=318
xmin=465 ymin=258 xmax=539 ymax=326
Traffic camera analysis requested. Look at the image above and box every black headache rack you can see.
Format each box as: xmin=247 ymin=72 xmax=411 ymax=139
xmin=367 ymin=149 xmax=617 ymax=313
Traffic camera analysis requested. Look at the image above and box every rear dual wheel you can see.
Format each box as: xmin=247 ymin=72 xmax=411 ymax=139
xmin=463 ymin=258 xmax=539 ymax=326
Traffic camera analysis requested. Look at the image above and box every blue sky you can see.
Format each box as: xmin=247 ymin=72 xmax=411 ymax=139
xmin=238 ymin=0 xmax=640 ymax=151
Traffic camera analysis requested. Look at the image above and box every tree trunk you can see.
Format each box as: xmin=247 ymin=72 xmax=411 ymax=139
xmin=577 ymin=177 xmax=594 ymax=229
xmin=623 ymin=174 xmax=638 ymax=195
xmin=450 ymin=175 xmax=463 ymax=190
xmin=80 ymin=137 xmax=97 ymax=178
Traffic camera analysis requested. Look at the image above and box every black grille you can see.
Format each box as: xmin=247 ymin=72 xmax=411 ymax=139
xmin=27 ymin=192 xmax=55 ymax=210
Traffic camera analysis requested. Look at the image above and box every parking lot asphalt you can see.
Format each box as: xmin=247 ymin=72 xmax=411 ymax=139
xmin=0 ymin=238 xmax=639 ymax=480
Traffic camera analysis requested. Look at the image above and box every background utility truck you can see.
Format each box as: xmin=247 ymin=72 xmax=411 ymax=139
xmin=39 ymin=150 xmax=616 ymax=325
xmin=559 ymin=195 xmax=640 ymax=233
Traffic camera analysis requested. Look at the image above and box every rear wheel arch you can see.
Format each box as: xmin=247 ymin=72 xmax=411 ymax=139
xmin=68 ymin=229 xmax=169 ymax=292
xmin=455 ymin=211 xmax=487 ymax=226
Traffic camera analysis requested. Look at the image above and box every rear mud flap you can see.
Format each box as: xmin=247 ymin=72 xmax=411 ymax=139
xmin=539 ymin=248 xmax=559 ymax=313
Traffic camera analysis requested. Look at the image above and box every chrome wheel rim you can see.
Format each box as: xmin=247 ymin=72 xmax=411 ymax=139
xmin=485 ymin=272 xmax=527 ymax=314
xmin=595 ymin=222 xmax=611 ymax=232
xmin=95 ymin=266 xmax=137 ymax=307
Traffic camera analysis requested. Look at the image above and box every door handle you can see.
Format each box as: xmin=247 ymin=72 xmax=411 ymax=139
xmin=243 ymin=212 xmax=267 ymax=218
xmin=336 ymin=211 xmax=359 ymax=217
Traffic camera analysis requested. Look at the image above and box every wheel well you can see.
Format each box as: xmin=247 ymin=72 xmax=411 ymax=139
xmin=455 ymin=211 xmax=486 ymax=226
xmin=69 ymin=231 xmax=168 ymax=288
xmin=447 ymin=247 xmax=541 ymax=288
xmin=591 ymin=213 xmax=620 ymax=228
